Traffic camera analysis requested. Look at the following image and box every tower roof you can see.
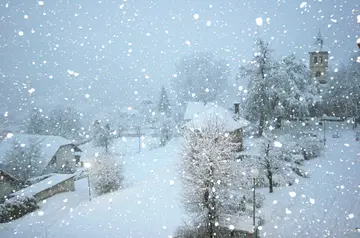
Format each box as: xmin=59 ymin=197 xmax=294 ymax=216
xmin=309 ymin=29 xmax=330 ymax=53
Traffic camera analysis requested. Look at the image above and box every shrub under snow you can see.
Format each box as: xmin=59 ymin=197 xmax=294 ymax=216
xmin=89 ymin=154 xmax=124 ymax=195
xmin=299 ymin=136 xmax=324 ymax=160
xmin=0 ymin=196 xmax=39 ymax=223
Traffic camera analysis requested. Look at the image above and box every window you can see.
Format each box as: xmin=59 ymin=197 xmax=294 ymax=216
xmin=75 ymin=155 xmax=80 ymax=164
xmin=316 ymin=71 xmax=321 ymax=77
xmin=319 ymin=56 xmax=323 ymax=63
xmin=314 ymin=56 xmax=318 ymax=63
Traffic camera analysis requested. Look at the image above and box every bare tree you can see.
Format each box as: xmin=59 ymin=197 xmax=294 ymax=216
xmin=92 ymin=120 xmax=113 ymax=154
xmin=173 ymin=52 xmax=230 ymax=105
xmin=257 ymin=140 xmax=281 ymax=193
xmin=240 ymin=40 xmax=276 ymax=136
xmin=48 ymin=105 xmax=82 ymax=139
xmin=181 ymin=118 xmax=240 ymax=237
xmin=25 ymin=107 xmax=46 ymax=134
xmin=5 ymin=137 xmax=43 ymax=181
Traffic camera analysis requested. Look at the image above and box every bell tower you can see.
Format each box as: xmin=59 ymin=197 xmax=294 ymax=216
xmin=309 ymin=30 xmax=329 ymax=84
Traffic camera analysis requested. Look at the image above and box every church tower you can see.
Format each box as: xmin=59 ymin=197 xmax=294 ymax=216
xmin=309 ymin=30 xmax=329 ymax=84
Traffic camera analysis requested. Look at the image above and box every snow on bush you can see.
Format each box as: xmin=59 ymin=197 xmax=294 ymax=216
xmin=89 ymin=154 xmax=124 ymax=195
xmin=299 ymin=136 xmax=324 ymax=160
xmin=0 ymin=196 xmax=38 ymax=223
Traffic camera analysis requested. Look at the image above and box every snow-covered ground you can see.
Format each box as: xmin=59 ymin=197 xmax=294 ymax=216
xmin=0 ymin=138 xmax=185 ymax=238
xmin=260 ymin=127 xmax=360 ymax=238
xmin=1 ymin=126 xmax=359 ymax=238
xmin=0 ymin=178 xmax=90 ymax=237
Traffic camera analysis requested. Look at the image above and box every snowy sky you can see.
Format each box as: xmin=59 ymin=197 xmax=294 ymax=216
xmin=0 ymin=0 xmax=359 ymax=120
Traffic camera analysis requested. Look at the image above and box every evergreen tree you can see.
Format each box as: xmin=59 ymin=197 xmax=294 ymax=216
xmin=158 ymin=86 xmax=172 ymax=117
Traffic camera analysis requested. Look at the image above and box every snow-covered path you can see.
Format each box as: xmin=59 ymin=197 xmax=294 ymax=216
xmin=261 ymin=129 xmax=360 ymax=237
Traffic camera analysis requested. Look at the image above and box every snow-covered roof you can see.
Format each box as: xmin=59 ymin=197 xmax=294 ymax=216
xmin=184 ymin=102 xmax=215 ymax=121
xmin=11 ymin=173 xmax=75 ymax=197
xmin=185 ymin=105 xmax=250 ymax=131
xmin=0 ymin=133 xmax=76 ymax=171
xmin=0 ymin=163 xmax=20 ymax=181
xmin=218 ymin=214 xmax=256 ymax=233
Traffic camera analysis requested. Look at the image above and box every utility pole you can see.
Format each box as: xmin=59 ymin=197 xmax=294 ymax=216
xmin=323 ymin=120 xmax=326 ymax=146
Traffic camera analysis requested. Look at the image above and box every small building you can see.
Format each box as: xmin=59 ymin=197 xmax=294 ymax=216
xmin=309 ymin=30 xmax=329 ymax=84
xmin=9 ymin=174 xmax=75 ymax=202
xmin=0 ymin=166 xmax=23 ymax=203
xmin=0 ymin=134 xmax=82 ymax=177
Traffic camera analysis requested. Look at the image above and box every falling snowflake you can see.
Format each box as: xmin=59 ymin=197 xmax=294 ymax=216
xmin=18 ymin=31 xmax=24 ymax=36
xmin=256 ymin=17 xmax=263 ymax=26
xmin=193 ymin=14 xmax=199 ymax=20
xmin=274 ymin=141 xmax=282 ymax=148
xmin=289 ymin=191 xmax=296 ymax=198
xmin=300 ymin=2 xmax=307 ymax=8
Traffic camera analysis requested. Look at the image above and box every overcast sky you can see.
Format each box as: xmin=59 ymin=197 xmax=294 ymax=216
xmin=0 ymin=0 xmax=359 ymax=121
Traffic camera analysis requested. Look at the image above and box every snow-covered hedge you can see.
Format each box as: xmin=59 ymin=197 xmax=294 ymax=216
xmin=0 ymin=196 xmax=39 ymax=223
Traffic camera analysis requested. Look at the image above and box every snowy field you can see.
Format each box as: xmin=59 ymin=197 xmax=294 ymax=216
xmin=1 ymin=125 xmax=360 ymax=237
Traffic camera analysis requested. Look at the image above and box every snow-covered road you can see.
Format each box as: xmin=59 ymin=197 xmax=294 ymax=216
xmin=261 ymin=129 xmax=360 ymax=237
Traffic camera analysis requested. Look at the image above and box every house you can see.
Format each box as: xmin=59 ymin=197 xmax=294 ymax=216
xmin=0 ymin=134 xmax=82 ymax=177
xmin=9 ymin=174 xmax=75 ymax=202
xmin=185 ymin=105 xmax=250 ymax=151
xmin=0 ymin=165 xmax=24 ymax=203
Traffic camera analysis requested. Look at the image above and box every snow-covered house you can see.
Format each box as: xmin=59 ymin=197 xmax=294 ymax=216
xmin=9 ymin=173 xmax=75 ymax=202
xmin=0 ymin=134 xmax=82 ymax=177
xmin=185 ymin=105 xmax=250 ymax=151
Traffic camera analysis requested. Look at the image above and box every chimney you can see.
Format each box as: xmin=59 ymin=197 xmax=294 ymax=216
xmin=234 ymin=102 xmax=240 ymax=115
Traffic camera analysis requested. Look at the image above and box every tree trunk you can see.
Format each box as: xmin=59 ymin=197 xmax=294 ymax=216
xmin=259 ymin=112 xmax=265 ymax=136
xmin=206 ymin=197 xmax=216 ymax=238
xmin=275 ymin=116 xmax=282 ymax=129
xmin=268 ymin=173 xmax=273 ymax=193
